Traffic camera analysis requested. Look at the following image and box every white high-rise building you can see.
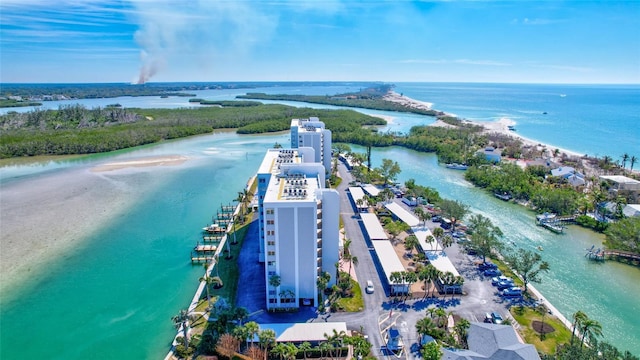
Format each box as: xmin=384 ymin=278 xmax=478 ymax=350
xmin=290 ymin=117 xmax=332 ymax=175
xmin=256 ymin=148 xmax=339 ymax=310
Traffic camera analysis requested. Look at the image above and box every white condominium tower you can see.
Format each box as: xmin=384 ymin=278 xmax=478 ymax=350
xmin=256 ymin=147 xmax=339 ymax=310
xmin=290 ymin=117 xmax=332 ymax=175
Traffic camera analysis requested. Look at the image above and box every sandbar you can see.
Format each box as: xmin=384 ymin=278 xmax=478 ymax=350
xmin=91 ymin=155 xmax=188 ymax=172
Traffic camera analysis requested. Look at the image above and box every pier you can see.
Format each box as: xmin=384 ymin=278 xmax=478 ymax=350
xmin=586 ymin=247 xmax=640 ymax=264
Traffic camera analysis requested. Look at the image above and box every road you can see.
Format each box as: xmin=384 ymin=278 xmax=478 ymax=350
xmin=325 ymin=161 xmax=524 ymax=359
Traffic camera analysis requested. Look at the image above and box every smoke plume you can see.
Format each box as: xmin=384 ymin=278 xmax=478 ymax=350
xmin=130 ymin=0 xmax=277 ymax=84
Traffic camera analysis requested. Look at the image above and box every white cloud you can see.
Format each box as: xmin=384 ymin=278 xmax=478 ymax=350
xmin=398 ymin=59 xmax=510 ymax=66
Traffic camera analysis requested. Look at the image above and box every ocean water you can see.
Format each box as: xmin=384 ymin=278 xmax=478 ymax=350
xmin=1 ymin=83 xmax=639 ymax=357
xmin=395 ymin=83 xmax=640 ymax=158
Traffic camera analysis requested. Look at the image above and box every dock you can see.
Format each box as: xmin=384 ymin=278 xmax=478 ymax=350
xmin=586 ymin=247 xmax=640 ymax=264
xmin=194 ymin=244 xmax=217 ymax=252
xmin=536 ymin=213 xmax=565 ymax=233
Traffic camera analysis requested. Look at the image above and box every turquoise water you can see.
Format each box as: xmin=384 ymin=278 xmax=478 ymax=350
xmin=359 ymin=145 xmax=640 ymax=355
xmin=1 ymin=83 xmax=639 ymax=357
xmin=0 ymin=132 xmax=288 ymax=359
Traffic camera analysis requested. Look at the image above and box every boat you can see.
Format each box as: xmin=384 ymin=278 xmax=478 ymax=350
xmin=542 ymin=111 xmax=548 ymax=115
xmin=537 ymin=246 xmax=544 ymax=251
xmin=507 ymin=125 xmax=516 ymax=131
xmin=494 ymin=192 xmax=512 ymax=201
xmin=446 ymin=163 xmax=468 ymax=170
xmin=535 ymin=213 xmax=564 ymax=233
xmin=202 ymin=224 xmax=224 ymax=233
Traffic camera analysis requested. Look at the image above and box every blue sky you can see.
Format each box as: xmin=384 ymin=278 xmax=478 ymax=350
xmin=1 ymin=0 xmax=638 ymax=84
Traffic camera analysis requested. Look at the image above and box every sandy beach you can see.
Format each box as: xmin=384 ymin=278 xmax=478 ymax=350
xmin=387 ymin=91 xmax=586 ymax=159
xmin=0 ymin=155 xmax=189 ymax=295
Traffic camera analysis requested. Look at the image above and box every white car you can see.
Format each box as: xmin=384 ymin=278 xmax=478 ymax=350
xmin=365 ymin=280 xmax=374 ymax=294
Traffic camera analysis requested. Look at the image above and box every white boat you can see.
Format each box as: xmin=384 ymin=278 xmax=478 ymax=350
xmin=445 ymin=163 xmax=468 ymax=170
xmin=202 ymin=224 xmax=224 ymax=233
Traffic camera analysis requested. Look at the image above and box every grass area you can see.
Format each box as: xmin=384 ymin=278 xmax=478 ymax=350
xmin=491 ymin=257 xmax=525 ymax=287
xmin=511 ymin=306 xmax=571 ymax=354
xmin=336 ymin=279 xmax=365 ymax=312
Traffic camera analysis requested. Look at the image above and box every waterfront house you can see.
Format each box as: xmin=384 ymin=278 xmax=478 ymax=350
xmin=550 ymin=166 xmax=586 ymax=187
xmin=442 ymin=322 xmax=540 ymax=360
xmin=478 ymin=146 xmax=502 ymax=163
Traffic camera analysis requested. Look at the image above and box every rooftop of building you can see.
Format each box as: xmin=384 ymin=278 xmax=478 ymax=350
xmin=291 ymin=117 xmax=325 ymax=132
xmin=257 ymin=148 xmax=302 ymax=175
xmin=263 ymin=171 xmax=320 ymax=203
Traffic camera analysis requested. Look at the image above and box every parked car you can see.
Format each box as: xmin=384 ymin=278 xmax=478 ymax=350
xmin=502 ymin=287 xmax=523 ymax=297
xmin=483 ymin=312 xmax=493 ymax=323
xmin=491 ymin=276 xmax=509 ymax=286
xmin=491 ymin=312 xmax=504 ymax=324
xmin=431 ymin=215 xmax=442 ymax=222
xmin=484 ymin=268 xmax=502 ymax=277
xmin=478 ymin=262 xmax=498 ymax=271
xmin=497 ymin=279 xmax=515 ymax=290
xmin=365 ymin=280 xmax=374 ymax=294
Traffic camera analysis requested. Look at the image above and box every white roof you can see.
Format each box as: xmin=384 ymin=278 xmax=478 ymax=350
xmin=348 ymin=187 xmax=366 ymax=208
xmin=360 ymin=213 xmax=388 ymax=241
xmin=599 ymin=175 xmax=640 ymax=184
xmin=623 ymin=204 xmax=640 ymax=217
xmin=413 ymin=227 xmax=442 ymax=252
xmin=426 ymin=251 xmax=460 ymax=277
xmin=256 ymin=322 xmax=347 ymax=343
xmin=372 ymin=240 xmax=406 ymax=283
xmin=384 ymin=202 xmax=420 ymax=227
xmin=361 ymin=184 xmax=380 ymax=196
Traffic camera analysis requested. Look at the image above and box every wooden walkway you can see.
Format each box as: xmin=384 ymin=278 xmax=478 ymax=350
xmin=586 ymin=248 xmax=640 ymax=264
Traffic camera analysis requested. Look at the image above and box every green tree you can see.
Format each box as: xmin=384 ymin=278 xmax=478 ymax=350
xmin=420 ymin=341 xmax=442 ymax=360
xmin=378 ymin=158 xmax=401 ymax=186
xmin=416 ymin=316 xmax=438 ymax=338
xmin=418 ymin=264 xmax=437 ymax=298
xmin=244 ymin=321 xmax=260 ymax=348
xmin=171 ymin=309 xmax=193 ymax=348
xmin=432 ymin=227 xmax=444 ymax=240
xmin=506 ymin=248 xmax=550 ymax=292
xmin=580 ymin=318 xmax=603 ymax=348
xmin=298 ymin=341 xmax=312 ymax=360
xmin=467 ymin=214 xmax=504 ymax=263
xmin=258 ymin=328 xmax=276 ymax=352
xmin=200 ymin=262 xmax=214 ymax=310
xmin=604 ymin=217 xmax=640 ymax=253
xmin=404 ymin=235 xmax=419 ymax=255
xmin=438 ymin=199 xmax=469 ymax=231
xmin=570 ymin=310 xmax=588 ymax=346
xmin=453 ymin=318 xmax=471 ymax=348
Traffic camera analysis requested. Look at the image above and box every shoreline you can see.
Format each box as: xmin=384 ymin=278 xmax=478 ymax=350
xmin=383 ymin=90 xmax=586 ymax=158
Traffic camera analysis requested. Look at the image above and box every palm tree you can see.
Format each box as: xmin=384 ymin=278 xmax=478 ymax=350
xmin=244 ymin=321 xmax=260 ymax=348
xmin=298 ymin=341 xmax=312 ymax=360
xmin=404 ymin=271 xmax=418 ymax=300
xmin=621 ymin=153 xmax=630 ymax=170
xmin=172 ymin=309 xmax=193 ymax=348
xmin=580 ymin=318 xmax=603 ymax=348
xmin=630 ymin=155 xmax=637 ymax=173
xmin=348 ymin=255 xmax=358 ymax=278
xmin=434 ymin=307 xmax=448 ymax=328
xmin=258 ymin=328 xmax=276 ymax=352
xmin=432 ymin=227 xmax=444 ymax=240
xmin=269 ymin=274 xmax=281 ymax=305
xmin=404 ymin=235 xmax=419 ymax=255
xmin=570 ymin=310 xmax=588 ymax=345
xmin=418 ymin=266 xmax=432 ymax=298
xmin=284 ymin=342 xmax=298 ymax=360
xmin=200 ymin=262 xmax=214 ymax=310
xmin=271 ymin=343 xmax=288 ymax=360
xmin=416 ymin=317 xmax=438 ymax=338
xmin=453 ymin=318 xmax=471 ymax=348
xmin=389 ymin=271 xmax=405 ymax=297
xmin=441 ymin=235 xmax=454 ymax=249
